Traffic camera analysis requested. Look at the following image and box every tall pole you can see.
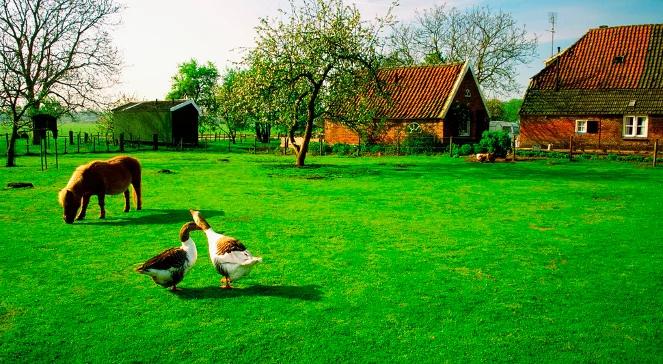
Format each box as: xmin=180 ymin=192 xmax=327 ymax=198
xmin=548 ymin=12 xmax=557 ymax=57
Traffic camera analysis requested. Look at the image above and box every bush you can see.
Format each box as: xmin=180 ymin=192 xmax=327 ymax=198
xmin=401 ymin=131 xmax=440 ymax=154
xmin=459 ymin=144 xmax=473 ymax=156
xmin=308 ymin=142 xmax=333 ymax=155
xmin=476 ymin=130 xmax=512 ymax=157
xmin=332 ymin=143 xmax=355 ymax=156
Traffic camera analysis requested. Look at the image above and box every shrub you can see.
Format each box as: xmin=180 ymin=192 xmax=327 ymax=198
xmin=459 ymin=144 xmax=473 ymax=156
xmin=332 ymin=143 xmax=354 ymax=156
xmin=401 ymin=131 xmax=440 ymax=154
xmin=477 ymin=130 xmax=511 ymax=157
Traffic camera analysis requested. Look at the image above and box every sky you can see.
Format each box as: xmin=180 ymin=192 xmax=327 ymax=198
xmin=111 ymin=0 xmax=663 ymax=101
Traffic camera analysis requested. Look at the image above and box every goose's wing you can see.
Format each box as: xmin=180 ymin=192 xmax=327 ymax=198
xmin=137 ymin=248 xmax=187 ymax=271
xmin=215 ymin=236 xmax=247 ymax=255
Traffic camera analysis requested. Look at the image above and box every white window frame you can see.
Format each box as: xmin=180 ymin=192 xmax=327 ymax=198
xmin=623 ymin=115 xmax=648 ymax=138
xmin=575 ymin=120 xmax=587 ymax=133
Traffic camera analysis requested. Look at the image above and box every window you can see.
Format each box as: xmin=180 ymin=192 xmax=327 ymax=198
xmin=575 ymin=120 xmax=587 ymax=133
xmin=458 ymin=118 xmax=470 ymax=136
xmin=577 ymin=120 xmax=599 ymax=134
xmin=587 ymin=120 xmax=599 ymax=134
xmin=623 ymin=115 xmax=648 ymax=138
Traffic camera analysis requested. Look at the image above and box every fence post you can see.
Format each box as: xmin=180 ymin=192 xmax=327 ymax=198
xmin=654 ymin=139 xmax=658 ymax=167
xmin=63 ymin=137 xmax=66 ymax=154
xmin=569 ymin=135 xmax=574 ymax=161
xmin=69 ymin=130 xmax=74 ymax=145
xmin=119 ymin=133 xmax=125 ymax=152
xmin=92 ymin=136 xmax=96 ymax=152
xmin=319 ymin=135 xmax=323 ymax=156
xmin=449 ymin=136 xmax=453 ymax=157
xmin=26 ymin=136 xmax=30 ymax=154
xmin=77 ymin=133 xmax=80 ymax=153
xmin=153 ymin=134 xmax=158 ymax=151
xmin=512 ymin=136 xmax=516 ymax=162
xmin=84 ymin=132 xmax=89 ymax=144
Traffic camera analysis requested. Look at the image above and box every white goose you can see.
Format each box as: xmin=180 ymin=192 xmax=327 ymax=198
xmin=190 ymin=210 xmax=262 ymax=289
xmin=136 ymin=221 xmax=200 ymax=291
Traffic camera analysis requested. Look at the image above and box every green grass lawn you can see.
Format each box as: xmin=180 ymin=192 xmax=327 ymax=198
xmin=0 ymin=151 xmax=661 ymax=362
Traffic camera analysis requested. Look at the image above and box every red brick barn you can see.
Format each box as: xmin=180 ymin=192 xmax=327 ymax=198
xmin=324 ymin=62 xmax=490 ymax=145
xmin=520 ymin=24 xmax=663 ymax=150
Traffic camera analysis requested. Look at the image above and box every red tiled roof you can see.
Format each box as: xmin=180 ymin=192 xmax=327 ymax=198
xmin=531 ymin=24 xmax=663 ymax=90
xmin=374 ymin=63 xmax=465 ymax=119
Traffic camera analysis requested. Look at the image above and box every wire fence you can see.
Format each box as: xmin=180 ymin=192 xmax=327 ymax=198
xmin=2 ymin=131 xmax=660 ymax=167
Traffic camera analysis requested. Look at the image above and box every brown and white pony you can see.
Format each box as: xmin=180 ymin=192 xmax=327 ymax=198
xmin=58 ymin=156 xmax=142 ymax=224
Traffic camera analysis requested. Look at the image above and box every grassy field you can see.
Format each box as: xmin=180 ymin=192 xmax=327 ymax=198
xmin=0 ymin=151 xmax=661 ymax=362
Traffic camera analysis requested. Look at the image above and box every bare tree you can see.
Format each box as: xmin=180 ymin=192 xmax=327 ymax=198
xmin=388 ymin=4 xmax=537 ymax=96
xmin=0 ymin=0 xmax=122 ymax=167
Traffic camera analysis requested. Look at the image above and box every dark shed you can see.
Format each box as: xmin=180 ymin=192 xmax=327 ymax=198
xmin=112 ymin=100 xmax=200 ymax=145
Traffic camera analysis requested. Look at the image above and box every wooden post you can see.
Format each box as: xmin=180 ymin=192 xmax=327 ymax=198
xmin=54 ymin=134 xmax=58 ymax=169
xmin=153 ymin=134 xmax=158 ymax=151
xmin=654 ymin=139 xmax=658 ymax=167
xmin=254 ymin=136 xmax=257 ymax=154
xmin=396 ymin=135 xmax=400 ymax=155
xmin=119 ymin=133 xmax=125 ymax=152
xmin=512 ymin=136 xmax=516 ymax=162
xmin=449 ymin=136 xmax=453 ymax=157
xmin=319 ymin=135 xmax=323 ymax=156
xmin=77 ymin=133 xmax=80 ymax=153
xmin=84 ymin=132 xmax=89 ymax=143
xmin=92 ymin=136 xmax=96 ymax=152
xmin=63 ymin=137 xmax=66 ymax=154
xmin=569 ymin=135 xmax=574 ymax=161
xmin=69 ymin=130 xmax=74 ymax=145
xmin=39 ymin=137 xmax=44 ymax=171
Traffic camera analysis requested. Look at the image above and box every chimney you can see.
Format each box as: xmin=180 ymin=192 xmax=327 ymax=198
xmin=599 ymin=25 xmax=608 ymax=28
xmin=557 ymin=46 xmax=561 ymax=54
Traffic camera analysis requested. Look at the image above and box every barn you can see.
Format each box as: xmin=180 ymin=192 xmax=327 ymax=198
xmin=112 ymin=100 xmax=200 ymax=146
xmin=519 ymin=24 xmax=663 ymax=150
xmin=324 ymin=61 xmax=490 ymax=145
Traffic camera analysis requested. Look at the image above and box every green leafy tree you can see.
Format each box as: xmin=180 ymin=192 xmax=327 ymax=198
xmin=0 ymin=0 xmax=122 ymax=167
xmin=501 ymin=98 xmax=523 ymax=123
xmin=485 ymin=98 xmax=504 ymax=121
xmin=216 ymin=68 xmax=249 ymax=143
xmin=246 ymin=0 xmax=394 ymax=167
xmin=166 ymin=59 xmax=220 ymax=129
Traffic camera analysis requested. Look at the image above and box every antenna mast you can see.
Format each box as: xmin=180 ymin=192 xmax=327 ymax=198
xmin=548 ymin=12 xmax=557 ymax=57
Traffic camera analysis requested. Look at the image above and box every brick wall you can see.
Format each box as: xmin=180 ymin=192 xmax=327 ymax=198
xmin=520 ymin=114 xmax=663 ymax=149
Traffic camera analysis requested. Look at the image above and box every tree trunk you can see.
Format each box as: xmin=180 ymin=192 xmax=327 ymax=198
xmin=255 ymin=122 xmax=271 ymax=143
xmin=5 ymin=123 xmax=19 ymax=167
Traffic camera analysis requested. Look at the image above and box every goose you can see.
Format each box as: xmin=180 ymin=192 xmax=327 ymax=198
xmin=190 ymin=210 xmax=262 ymax=289
xmin=136 ymin=221 xmax=200 ymax=291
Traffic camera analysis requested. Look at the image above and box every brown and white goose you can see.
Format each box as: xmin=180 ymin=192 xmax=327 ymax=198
xmin=190 ymin=210 xmax=262 ymax=289
xmin=136 ymin=221 xmax=200 ymax=291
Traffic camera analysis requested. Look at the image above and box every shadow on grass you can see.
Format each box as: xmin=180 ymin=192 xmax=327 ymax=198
xmin=77 ymin=208 xmax=225 ymax=226
xmin=174 ymin=284 xmax=322 ymax=301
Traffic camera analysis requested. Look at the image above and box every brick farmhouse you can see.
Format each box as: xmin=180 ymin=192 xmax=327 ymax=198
xmin=324 ymin=62 xmax=490 ymax=145
xmin=519 ymin=24 xmax=663 ymax=150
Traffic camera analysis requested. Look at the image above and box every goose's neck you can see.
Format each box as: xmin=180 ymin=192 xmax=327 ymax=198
xmin=181 ymin=238 xmax=197 ymax=265
xmin=205 ymin=228 xmax=224 ymax=256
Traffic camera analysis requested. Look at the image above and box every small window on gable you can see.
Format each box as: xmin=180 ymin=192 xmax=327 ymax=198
xmin=587 ymin=120 xmax=599 ymax=134
xmin=464 ymin=89 xmax=471 ymax=98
